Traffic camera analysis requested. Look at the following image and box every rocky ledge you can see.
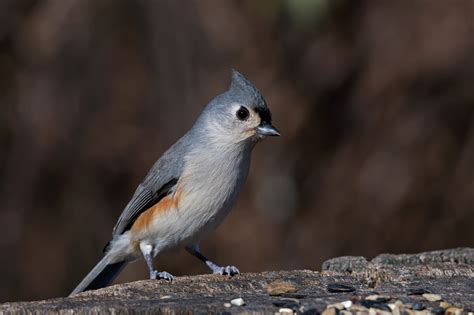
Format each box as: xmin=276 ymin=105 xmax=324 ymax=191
xmin=0 ymin=248 xmax=472 ymax=314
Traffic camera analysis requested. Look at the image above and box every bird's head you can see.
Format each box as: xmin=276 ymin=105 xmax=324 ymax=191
xmin=199 ymin=70 xmax=280 ymax=144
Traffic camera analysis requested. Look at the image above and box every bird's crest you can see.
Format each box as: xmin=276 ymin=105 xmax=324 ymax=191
xmin=229 ymin=69 xmax=266 ymax=107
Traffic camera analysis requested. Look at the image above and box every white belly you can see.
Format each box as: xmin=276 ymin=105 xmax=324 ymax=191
xmin=142 ymin=146 xmax=250 ymax=256
xmin=147 ymin=194 xmax=234 ymax=253
xmin=107 ymin=143 xmax=252 ymax=262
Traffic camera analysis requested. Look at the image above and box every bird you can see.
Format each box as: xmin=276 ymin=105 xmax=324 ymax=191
xmin=70 ymin=69 xmax=280 ymax=295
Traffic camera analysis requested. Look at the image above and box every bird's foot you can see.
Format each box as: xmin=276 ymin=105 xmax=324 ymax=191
xmin=150 ymin=270 xmax=174 ymax=282
xmin=212 ymin=265 xmax=240 ymax=276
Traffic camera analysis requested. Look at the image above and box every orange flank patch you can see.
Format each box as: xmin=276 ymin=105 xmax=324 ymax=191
xmin=130 ymin=191 xmax=181 ymax=235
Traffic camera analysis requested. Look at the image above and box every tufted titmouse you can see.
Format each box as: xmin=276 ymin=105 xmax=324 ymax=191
xmin=70 ymin=70 xmax=280 ymax=295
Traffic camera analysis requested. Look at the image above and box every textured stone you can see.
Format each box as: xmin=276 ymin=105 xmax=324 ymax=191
xmin=0 ymin=248 xmax=472 ymax=314
xmin=322 ymin=256 xmax=369 ymax=273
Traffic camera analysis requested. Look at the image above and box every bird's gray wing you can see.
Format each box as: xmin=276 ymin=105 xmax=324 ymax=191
xmin=109 ymin=137 xmax=189 ymax=238
xmin=111 ymin=178 xmax=178 ymax=236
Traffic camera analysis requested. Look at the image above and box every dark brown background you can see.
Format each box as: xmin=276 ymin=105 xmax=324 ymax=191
xmin=1 ymin=0 xmax=473 ymax=302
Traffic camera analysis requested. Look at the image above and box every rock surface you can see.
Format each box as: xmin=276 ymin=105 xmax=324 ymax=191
xmin=1 ymin=248 xmax=473 ymax=314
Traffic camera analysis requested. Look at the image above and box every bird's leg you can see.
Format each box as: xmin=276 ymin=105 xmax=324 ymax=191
xmin=139 ymin=243 xmax=174 ymax=282
xmin=186 ymin=244 xmax=239 ymax=276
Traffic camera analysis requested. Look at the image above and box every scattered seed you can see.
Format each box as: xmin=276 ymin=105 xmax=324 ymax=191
xmin=273 ymin=298 xmax=300 ymax=311
xmin=327 ymin=283 xmax=356 ymax=293
xmin=281 ymin=293 xmax=307 ymax=299
xmin=430 ymin=306 xmax=446 ymax=315
xmin=279 ymin=308 xmax=294 ymax=314
xmin=412 ymin=303 xmax=425 ymax=311
xmin=365 ymin=295 xmax=389 ymax=302
xmin=407 ymin=288 xmax=430 ymax=295
xmin=301 ymin=308 xmax=319 ymax=315
xmin=372 ymin=304 xmax=391 ymax=312
xmin=327 ymin=303 xmax=345 ymax=310
xmin=349 ymin=304 xmax=369 ymax=312
xmin=322 ymin=307 xmax=338 ymax=315
xmin=365 ymin=295 xmax=379 ymax=301
xmin=369 ymin=308 xmax=391 ymax=315
xmin=446 ymin=307 xmax=463 ymax=315
xmin=230 ymin=298 xmax=245 ymax=306
xmin=391 ymin=306 xmax=401 ymax=315
xmin=423 ymin=293 xmax=442 ymax=302
xmin=388 ymin=300 xmax=403 ymax=311
xmin=278 ymin=308 xmax=294 ymax=315
xmin=361 ymin=300 xmax=391 ymax=312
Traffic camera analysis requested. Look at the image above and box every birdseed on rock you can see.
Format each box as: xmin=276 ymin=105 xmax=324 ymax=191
xmin=327 ymin=283 xmax=356 ymax=293
xmin=407 ymin=288 xmax=431 ymax=295
xmin=446 ymin=307 xmax=463 ymax=315
xmin=365 ymin=294 xmax=379 ymax=301
xmin=369 ymin=308 xmax=391 ymax=315
xmin=321 ymin=307 xmax=337 ymax=315
xmin=361 ymin=300 xmax=391 ymax=311
xmin=230 ymin=298 xmax=245 ymax=306
xmin=349 ymin=304 xmax=369 ymax=312
xmin=422 ymin=293 xmax=442 ymax=302
xmin=301 ymin=308 xmax=319 ymax=315
xmin=430 ymin=306 xmax=446 ymax=315
xmin=411 ymin=303 xmax=425 ymax=310
xmin=272 ymin=298 xmax=300 ymax=311
xmin=388 ymin=300 xmax=403 ymax=310
xmin=327 ymin=303 xmax=345 ymax=310
xmin=366 ymin=295 xmax=390 ymax=302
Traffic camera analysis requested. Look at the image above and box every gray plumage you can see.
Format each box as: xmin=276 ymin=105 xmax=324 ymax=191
xmin=70 ymin=258 xmax=127 ymax=295
xmin=111 ymin=139 xmax=187 ymax=236
xmin=70 ymin=70 xmax=279 ymax=296
xmin=111 ymin=70 xmax=269 ymax=238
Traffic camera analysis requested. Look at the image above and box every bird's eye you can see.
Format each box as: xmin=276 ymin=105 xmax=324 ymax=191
xmin=236 ymin=107 xmax=250 ymax=120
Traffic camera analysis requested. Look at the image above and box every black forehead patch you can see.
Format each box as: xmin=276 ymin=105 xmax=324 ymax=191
xmin=229 ymin=70 xmax=272 ymax=122
xmin=255 ymin=106 xmax=272 ymax=123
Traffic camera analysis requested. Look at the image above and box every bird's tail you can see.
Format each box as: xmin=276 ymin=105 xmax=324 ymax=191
xmin=70 ymin=256 xmax=127 ymax=296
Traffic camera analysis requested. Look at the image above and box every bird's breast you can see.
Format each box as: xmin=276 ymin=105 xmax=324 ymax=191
xmin=130 ymin=144 xmax=252 ymax=254
xmin=178 ymin=148 xmax=251 ymax=230
xmin=177 ymin=146 xmax=251 ymax=240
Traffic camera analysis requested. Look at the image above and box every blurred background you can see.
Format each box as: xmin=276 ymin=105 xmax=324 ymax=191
xmin=0 ymin=0 xmax=473 ymax=302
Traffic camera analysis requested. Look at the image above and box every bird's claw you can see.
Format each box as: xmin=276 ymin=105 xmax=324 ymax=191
xmin=150 ymin=270 xmax=174 ymax=282
xmin=213 ymin=265 xmax=240 ymax=276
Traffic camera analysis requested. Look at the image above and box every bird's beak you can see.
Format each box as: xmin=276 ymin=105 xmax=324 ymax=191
xmin=256 ymin=121 xmax=280 ymax=137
